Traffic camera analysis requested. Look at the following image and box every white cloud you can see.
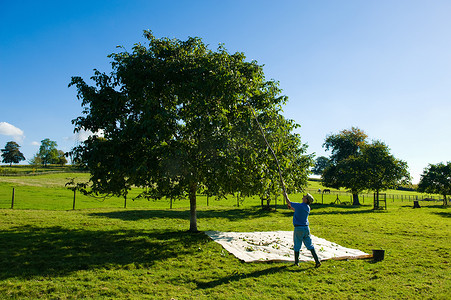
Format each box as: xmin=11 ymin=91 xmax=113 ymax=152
xmin=0 ymin=122 xmax=25 ymax=142
xmin=31 ymin=141 xmax=40 ymax=146
xmin=65 ymin=129 xmax=105 ymax=143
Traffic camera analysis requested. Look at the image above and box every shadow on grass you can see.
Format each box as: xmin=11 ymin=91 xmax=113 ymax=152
xmin=274 ymin=204 xmax=375 ymax=217
xmin=400 ymin=204 xmax=448 ymax=209
xmin=312 ymin=203 xmax=374 ymax=209
xmin=0 ymin=226 xmax=209 ymax=280
xmin=90 ymin=209 xmax=190 ymax=221
xmin=195 ymin=265 xmax=301 ymax=289
xmin=89 ymin=204 xmax=376 ymax=222
xmin=195 ymin=263 xmax=319 ymax=289
xmin=90 ymin=208 xmax=276 ymax=222
xmin=310 ymin=208 xmax=377 ymax=216
xmin=433 ymin=212 xmax=451 ymax=218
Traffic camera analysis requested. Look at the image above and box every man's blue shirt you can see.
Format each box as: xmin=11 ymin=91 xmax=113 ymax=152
xmin=291 ymin=202 xmax=310 ymax=226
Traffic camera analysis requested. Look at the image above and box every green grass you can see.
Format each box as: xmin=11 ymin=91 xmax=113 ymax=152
xmin=0 ymin=164 xmax=83 ymax=175
xmin=0 ymin=173 xmax=449 ymax=298
xmin=0 ymin=173 xmax=441 ymax=211
xmin=1 ymin=202 xmax=450 ymax=298
xmin=1 ymin=204 xmax=450 ymax=299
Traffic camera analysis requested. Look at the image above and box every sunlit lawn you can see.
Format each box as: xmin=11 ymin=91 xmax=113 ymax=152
xmin=0 ymin=173 xmax=449 ymax=299
xmin=0 ymin=173 xmax=440 ymax=211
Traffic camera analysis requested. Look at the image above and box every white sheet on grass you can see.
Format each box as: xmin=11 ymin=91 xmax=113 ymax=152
xmin=205 ymin=231 xmax=368 ymax=263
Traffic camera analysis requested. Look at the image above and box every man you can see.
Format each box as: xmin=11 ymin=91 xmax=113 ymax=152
xmin=284 ymin=191 xmax=321 ymax=268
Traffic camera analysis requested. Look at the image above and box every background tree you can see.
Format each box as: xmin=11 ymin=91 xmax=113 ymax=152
xmin=34 ymin=138 xmax=59 ymax=167
xmin=322 ymin=127 xmax=368 ymax=205
xmin=1 ymin=141 xmax=26 ymax=166
xmin=70 ymin=31 xmax=312 ymax=232
xmin=417 ymin=162 xmax=450 ymax=206
xmin=322 ymin=128 xmax=410 ymax=206
xmin=28 ymin=154 xmax=42 ymax=166
xmin=324 ymin=127 xmax=367 ymax=163
xmin=360 ymin=141 xmax=410 ymax=209
xmin=57 ymin=150 xmax=68 ymax=166
xmin=311 ymin=156 xmax=331 ymax=176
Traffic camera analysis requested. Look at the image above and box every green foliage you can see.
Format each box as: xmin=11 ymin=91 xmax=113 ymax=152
xmin=312 ymin=156 xmax=331 ymax=175
xmin=322 ymin=127 xmax=369 ymax=204
xmin=33 ymin=138 xmax=61 ymax=167
xmin=69 ymin=30 xmax=311 ymax=231
xmin=360 ymin=141 xmax=410 ymax=193
xmin=323 ymin=127 xmax=367 ymax=163
xmin=28 ymin=154 xmax=42 ymax=166
xmin=418 ymin=162 xmax=451 ymax=205
xmin=322 ymin=128 xmax=410 ymax=207
xmin=1 ymin=141 xmax=25 ymax=166
xmin=56 ymin=150 xmax=68 ymax=166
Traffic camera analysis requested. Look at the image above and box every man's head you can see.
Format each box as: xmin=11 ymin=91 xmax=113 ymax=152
xmin=302 ymin=193 xmax=314 ymax=205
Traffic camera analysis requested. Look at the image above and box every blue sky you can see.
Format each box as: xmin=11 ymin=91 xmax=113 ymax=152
xmin=1 ymin=0 xmax=450 ymax=183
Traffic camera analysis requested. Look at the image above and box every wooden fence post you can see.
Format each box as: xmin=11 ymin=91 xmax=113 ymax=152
xmin=72 ymin=189 xmax=76 ymax=210
xmin=11 ymin=188 xmax=15 ymax=209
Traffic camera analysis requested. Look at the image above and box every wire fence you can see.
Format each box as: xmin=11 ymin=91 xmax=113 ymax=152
xmin=0 ymin=185 xmax=445 ymax=211
xmin=303 ymin=188 xmax=443 ymax=204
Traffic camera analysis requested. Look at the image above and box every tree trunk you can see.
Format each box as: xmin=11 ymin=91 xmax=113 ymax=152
xmin=260 ymin=196 xmax=271 ymax=211
xmin=443 ymin=194 xmax=448 ymax=206
xmin=352 ymin=193 xmax=360 ymax=205
xmin=189 ymin=182 xmax=198 ymax=232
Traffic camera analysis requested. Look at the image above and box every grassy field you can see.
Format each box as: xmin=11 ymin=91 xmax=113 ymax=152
xmin=0 ymin=172 xmax=441 ymax=211
xmin=0 ymin=165 xmax=82 ymax=175
xmin=0 ymin=173 xmax=450 ymax=299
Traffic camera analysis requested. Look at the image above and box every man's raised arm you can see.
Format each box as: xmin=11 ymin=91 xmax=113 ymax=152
xmin=283 ymin=191 xmax=294 ymax=210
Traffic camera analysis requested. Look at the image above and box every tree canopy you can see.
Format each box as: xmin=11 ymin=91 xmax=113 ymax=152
xmin=418 ymin=162 xmax=450 ymax=206
xmin=1 ymin=141 xmax=25 ymax=166
xmin=34 ymin=139 xmax=59 ymax=167
xmin=360 ymin=141 xmax=410 ymax=209
xmin=322 ymin=127 xmax=410 ymax=206
xmin=311 ymin=156 xmax=331 ymax=176
xmin=322 ymin=127 xmax=368 ymax=204
xmin=57 ymin=150 xmax=68 ymax=166
xmin=70 ymin=31 xmax=312 ymax=232
xmin=324 ymin=127 xmax=367 ymax=163
xmin=28 ymin=139 xmax=67 ymax=167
